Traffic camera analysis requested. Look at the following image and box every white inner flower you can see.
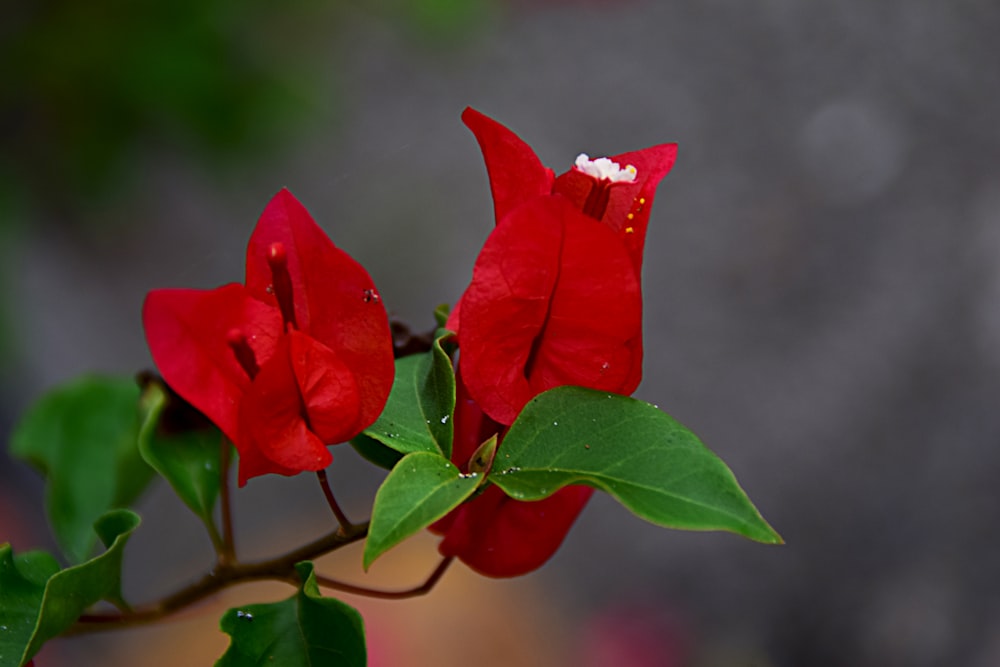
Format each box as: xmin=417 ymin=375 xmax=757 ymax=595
xmin=574 ymin=153 xmax=638 ymax=183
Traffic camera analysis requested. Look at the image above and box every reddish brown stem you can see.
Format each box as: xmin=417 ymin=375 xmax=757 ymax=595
xmin=69 ymin=523 xmax=369 ymax=634
xmin=316 ymin=469 xmax=358 ymax=535
xmin=313 ymin=557 xmax=454 ymax=600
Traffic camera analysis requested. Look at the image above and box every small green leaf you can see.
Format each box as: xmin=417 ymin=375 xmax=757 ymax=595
xmin=137 ymin=380 xmax=224 ymax=532
xmin=433 ymin=303 xmax=450 ymax=329
xmin=467 ymin=433 xmax=498 ymax=474
xmin=6 ymin=510 xmax=142 ymax=665
xmin=364 ymin=333 xmax=455 ymax=458
xmin=9 ymin=375 xmax=155 ymax=563
xmin=490 ymin=387 xmax=782 ymax=545
xmin=216 ymin=562 xmax=365 ymax=667
xmin=364 ymin=451 xmax=482 ymax=570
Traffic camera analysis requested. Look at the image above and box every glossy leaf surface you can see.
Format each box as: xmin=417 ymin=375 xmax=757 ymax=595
xmin=363 ymin=334 xmax=455 ymax=458
xmin=364 ymin=451 xmax=482 ymax=570
xmin=216 ymin=562 xmax=365 ymax=667
xmin=490 ymin=387 xmax=782 ymax=544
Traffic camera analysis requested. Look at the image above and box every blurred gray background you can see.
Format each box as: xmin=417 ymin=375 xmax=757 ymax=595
xmin=3 ymin=1 xmax=1000 ymax=665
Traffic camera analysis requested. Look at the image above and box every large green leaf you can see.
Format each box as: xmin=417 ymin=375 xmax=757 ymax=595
xmin=363 ymin=333 xmax=455 ymax=459
xmin=2 ymin=510 xmax=141 ymax=666
xmin=9 ymin=375 xmax=155 ymax=563
xmin=363 ymin=451 xmax=483 ymax=570
xmin=490 ymin=387 xmax=782 ymax=544
xmin=216 ymin=562 xmax=365 ymax=667
xmin=137 ymin=380 xmax=224 ymax=536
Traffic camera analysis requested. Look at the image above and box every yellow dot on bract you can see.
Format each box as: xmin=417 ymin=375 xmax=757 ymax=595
xmin=639 ymin=197 xmax=646 ymax=205
xmin=625 ymin=226 xmax=635 ymax=234
xmin=627 ymin=213 xmax=634 ymax=220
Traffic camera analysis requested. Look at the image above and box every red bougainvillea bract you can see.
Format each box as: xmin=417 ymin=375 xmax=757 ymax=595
xmin=433 ymin=108 xmax=677 ymax=576
xmin=143 ymin=189 xmax=395 ymax=486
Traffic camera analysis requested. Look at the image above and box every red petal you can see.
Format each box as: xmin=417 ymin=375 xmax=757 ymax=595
xmin=526 ymin=208 xmax=643 ymax=399
xmin=445 ymin=293 xmax=463 ymax=336
xmin=455 ymin=196 xmax=563 ymax=424
xmin=238 ymin=335 xmax=332 ymax=485
xmin=243 ymin=189 xmax=395 ymax=432
xmin=435 ymin=484 xmax=593 ymax=578
xmin=233 ymin=431 xmax=301 ymax=488
xmin=553 ymin=143 xmax=677 ymax=270
xmin=462 ymin=107 xmax=555 ymax=224
xmin=457 ymin=196 xmax=643 ymax=425
xmin=142 ymin=284 xmax=281 ymax=443
xmin=603 ymin=143 xmax=677 ymax=268
xmin=287 ymin=330 xmax=363 ymax=445
xmin=451 ymin=372 xmax=503 ymax=470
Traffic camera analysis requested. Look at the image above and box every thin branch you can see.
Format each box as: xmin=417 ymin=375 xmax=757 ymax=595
xmin=69 ymin=522 xmax=370 ymax=635
xmin=316 ymin=469 xmax=358 ymax=535
xmin=313 ymin=556 xmax=454 ymax=600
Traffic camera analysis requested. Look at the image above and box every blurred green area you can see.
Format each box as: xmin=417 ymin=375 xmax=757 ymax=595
xmin=0 ymin=0 xmax=494 ymax=229
xmin=0 ymin=0 xmax=494 ymax=375
xmin=2 ymin=0 xmax=329 ymax=224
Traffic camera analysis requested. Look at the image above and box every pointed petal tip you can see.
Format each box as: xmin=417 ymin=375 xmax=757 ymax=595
xmin=461 ymin=106 xmax=483 ymax=123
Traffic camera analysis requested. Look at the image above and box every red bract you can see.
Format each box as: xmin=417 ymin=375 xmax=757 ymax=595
xmin=143 ymin=189 xmax=394 ymax=486
xmin=431 ymin=375 xmax=594 ymax=577
xmin=451 ymin=108 xmax=677 ymax=424
xmin=435 ymin=108 xmax=676 ymax=577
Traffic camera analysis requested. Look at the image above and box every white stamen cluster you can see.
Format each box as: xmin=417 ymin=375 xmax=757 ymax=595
xmin=573 ymin=153 xmax=638 ymax=183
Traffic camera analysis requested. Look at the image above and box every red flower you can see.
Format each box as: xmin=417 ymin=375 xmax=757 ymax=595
xmin=143 ymin=189 xmax=394 ymax=486
xmin=450 ymin=108 xmax=677 ymax=425
xmin=431 ymin=375 xmax=595 ymax=577
xmin=434 ymin=108 xmax=676 ymax=577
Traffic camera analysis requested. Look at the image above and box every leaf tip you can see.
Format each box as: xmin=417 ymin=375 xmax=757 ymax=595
xmin=765 ymin=528 xmax=785 ymax=546
xmin=749 ymin=518 xmax=784 ymax=545
xmin=361 ymin=543 xmax=379 ymax=572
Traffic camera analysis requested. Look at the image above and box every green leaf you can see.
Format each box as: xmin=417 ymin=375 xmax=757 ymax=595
xmin=363 ymin=333 xmax=455 ymax=459
xmin=9 ymin=375 xmax=155 ymax=563
xmin=137 ymin=380 xmax=224 ymax=533
xmin=216 ymin=561 xmax=365 ymax=667
xmin=3 ymin=510 xmax=141 ymax=666
xmin=350 ymin=432 xmax=404 ymax=471
xmin=433 ymin=303 xmax=450 ymax=329
xmin=0 ymin=546 xmax=59 ymax=667
xmin=363 ymin=451 xmax=482 ymax=570
xmin=490 ymin=387 xmax=782 ymax=545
